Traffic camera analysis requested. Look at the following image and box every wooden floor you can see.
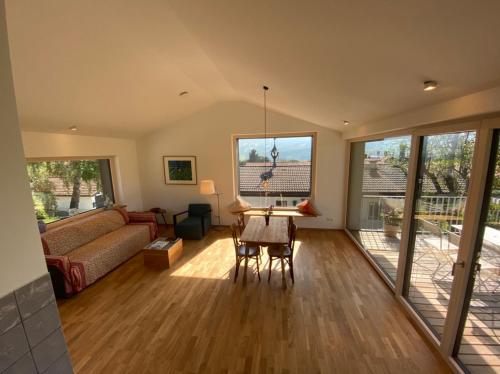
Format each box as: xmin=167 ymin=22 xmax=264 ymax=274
xmin=58 ymin=228 xmax=450 ymax=374
xmin=353 ymin=230 xmax=500 ymax=374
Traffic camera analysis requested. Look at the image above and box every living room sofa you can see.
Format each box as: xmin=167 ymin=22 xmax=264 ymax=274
xmin=41 ymin=208 xmax=157 ymax=297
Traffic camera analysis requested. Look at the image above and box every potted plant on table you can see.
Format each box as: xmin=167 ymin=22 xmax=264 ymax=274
xmin=383 ymin=208 xmax=402 ymax=237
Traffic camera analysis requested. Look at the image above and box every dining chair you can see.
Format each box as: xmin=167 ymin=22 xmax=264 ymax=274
xmin=231 ymin=224 xmax=261 ymax=282
xmin=268 ymin=223 xmax=297 ymax=283
xmin=236 ymin=213 xmax=246 ymax=235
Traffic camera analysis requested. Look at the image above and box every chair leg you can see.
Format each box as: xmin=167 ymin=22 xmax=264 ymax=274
xmin=268 ymin=257 xmax=273 ymax=283
xmin=256 ymin=256 xmax=261 ymax=281
xmin=280 ymin=256 xmax=287 ymax=289
xmin=234 ymin=259 xmax=240 ymax=283
xmin=289 ymin=257 xmax=295 ymax=284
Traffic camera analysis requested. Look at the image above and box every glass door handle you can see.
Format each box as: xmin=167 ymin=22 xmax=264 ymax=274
xmin=452 ymin=260 xmax=465 ymax=276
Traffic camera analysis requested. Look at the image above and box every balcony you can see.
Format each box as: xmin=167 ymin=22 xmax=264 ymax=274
xmin=350 ymin=195 xmax=500 ymax=373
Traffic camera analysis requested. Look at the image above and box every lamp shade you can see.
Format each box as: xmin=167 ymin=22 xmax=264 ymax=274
xmin=200 ymin=180 xmax=216 ymax=195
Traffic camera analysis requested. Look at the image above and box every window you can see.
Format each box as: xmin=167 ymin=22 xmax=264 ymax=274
xmin=235 ymin=134 xmax=314 ymax=208
xmin=27 ymin=159 xmax=115 ymax=223
xmin=346 ymin=135 xmax=411 ymax=284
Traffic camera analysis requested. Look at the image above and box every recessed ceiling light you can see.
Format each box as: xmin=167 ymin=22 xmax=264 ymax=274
xmin=179 ymin=91 xmax=189 ymax=96
xmin=344 ymin=120 xmax=350 ymax=126
xmin=68 ymin=126 xmax=78 ymax=131
xmin=423 ymin=80 xmax=438 ymax=91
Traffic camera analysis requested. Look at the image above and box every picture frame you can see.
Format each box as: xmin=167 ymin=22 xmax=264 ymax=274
xmin=163 ymin=156 xmax=197 ymax=185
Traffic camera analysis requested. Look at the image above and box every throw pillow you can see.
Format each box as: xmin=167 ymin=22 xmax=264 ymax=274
xmin=296 ymin=199 xmax=320 ymax=215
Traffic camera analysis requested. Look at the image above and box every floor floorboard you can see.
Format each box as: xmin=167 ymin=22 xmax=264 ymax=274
xmin=58 ymin=227 xmax=450 ymax=374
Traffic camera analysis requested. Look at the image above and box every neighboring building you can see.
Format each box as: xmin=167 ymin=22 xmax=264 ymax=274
xmin=360 ymin=158 xmax=468 ymax=230
xmin=33 ymin=177 xmax=99 ymax=215
xmin=238 ymin=161 xmax=311 ymax=207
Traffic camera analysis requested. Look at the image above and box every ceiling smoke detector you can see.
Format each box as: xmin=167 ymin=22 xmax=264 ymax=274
xmin=68 ymin=126 xmax=78 ymax=131
xmin=344 ymin=120 xmax=350 ymax=126
xmin=179 ymin=91 xmax=189 ymax=96
xmin=423 ymin=80 xmax=438 ymax=91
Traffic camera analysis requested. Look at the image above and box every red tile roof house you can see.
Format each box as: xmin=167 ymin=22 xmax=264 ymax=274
xmin=35 ymin=177 xmax=99 ymax=215
xmin=359 ymin=158 xmax=468 ymax=230
xmin=238 ymin=161 xmax=312 ymax=207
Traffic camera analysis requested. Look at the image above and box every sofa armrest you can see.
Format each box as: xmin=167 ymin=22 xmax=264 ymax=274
xmin=128 ymin=211 xmax=157 ymax=224
xmin=128 ymin=212 xmax=158 ymax=237
xmin=45 ymin=255 xmax=80 ymax=297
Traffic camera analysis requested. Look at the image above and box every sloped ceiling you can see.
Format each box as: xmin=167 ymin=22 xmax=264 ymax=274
xmin=5 ymin=0 xmax=500 ymax=138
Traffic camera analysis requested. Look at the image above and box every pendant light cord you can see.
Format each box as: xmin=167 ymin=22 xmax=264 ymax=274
xmin=263 ymin=85 xmax=269 ymax=170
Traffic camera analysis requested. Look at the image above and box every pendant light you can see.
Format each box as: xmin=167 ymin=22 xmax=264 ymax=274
xmin=261 ymin=86 xmax=270 ymax=190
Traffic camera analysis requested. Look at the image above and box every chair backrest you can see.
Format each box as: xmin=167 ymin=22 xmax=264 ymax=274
xmin=188 ymin=204 xmax=212 ymax=216
xmin=289 ymin=223 xmax=297 ymax=252
xmin=237 ymin=214 xmax=245 ymax=235
xmin=230 ymin=224 xmax=240 ymax=253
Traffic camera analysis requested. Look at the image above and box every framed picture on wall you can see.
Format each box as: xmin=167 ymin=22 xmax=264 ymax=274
xmin=163 ymin=156 xmax=197 ymax=185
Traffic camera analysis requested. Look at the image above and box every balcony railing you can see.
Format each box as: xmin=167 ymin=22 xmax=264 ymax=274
xmin=360 ymin=195 xmax=472 ymax=231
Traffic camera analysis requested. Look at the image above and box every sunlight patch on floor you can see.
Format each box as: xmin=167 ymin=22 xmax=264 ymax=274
xmin=170 ymin=237 xmax=235 ymax=279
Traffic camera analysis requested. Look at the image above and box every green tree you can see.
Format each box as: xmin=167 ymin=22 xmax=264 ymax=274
xmin=49 ymin=160 xmax=101 ymax=209
xmin=27 ymin=163 xmax=57 ymax=215
xmin=27 ymin=160 xmax=102 ymax=212
xmin=387 ymin=132 xmax=475 ymax=196
xmin=248 ymin=149 xmax=269 ymax=163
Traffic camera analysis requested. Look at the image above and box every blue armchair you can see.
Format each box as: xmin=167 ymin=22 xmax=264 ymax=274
xmin=173 ymin=204 xmax=212 ymax=240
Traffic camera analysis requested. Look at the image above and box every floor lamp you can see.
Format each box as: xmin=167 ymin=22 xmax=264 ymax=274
xmin=200 ymin=180 xmax=223 ymax=228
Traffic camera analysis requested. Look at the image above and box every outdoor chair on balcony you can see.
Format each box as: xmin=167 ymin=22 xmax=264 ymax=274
xmin=173 ymin=204 xmax=212 ymax=240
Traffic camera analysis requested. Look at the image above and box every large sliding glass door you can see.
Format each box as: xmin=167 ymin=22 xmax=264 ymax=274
xmin=345 ymin=120 xmax=500 ymax=372
xmin=346 ymin=136 xmax=411 ymax=285
xmin=455 ymin=130 xmax=500 ymax=373
xmin=403 ymin=131 xmax=477 ymax=339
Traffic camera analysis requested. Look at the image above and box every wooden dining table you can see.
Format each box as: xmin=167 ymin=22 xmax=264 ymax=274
xmin=240 ymin=216 xmax=289 ymax=287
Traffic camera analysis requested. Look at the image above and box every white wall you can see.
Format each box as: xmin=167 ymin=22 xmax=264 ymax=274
xmin=137 ymin=101 xmax=345 ymax=229
xmin=21 ymin=132 xmax=144 ymax=211
xmin=0 ymin=0 xmax=47 ymax=297
xmin=343 ymin=84 xmax=500 ymax=139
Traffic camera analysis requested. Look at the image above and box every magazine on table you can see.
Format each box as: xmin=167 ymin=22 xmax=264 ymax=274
xmin=145 ymin=237 xmax=180 ymax=250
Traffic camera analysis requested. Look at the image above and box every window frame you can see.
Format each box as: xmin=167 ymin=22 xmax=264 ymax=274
xmin=26 ymin=156 xmax=118 ymax=224
xmin=232 ymin=132 xmax=317 ymax=210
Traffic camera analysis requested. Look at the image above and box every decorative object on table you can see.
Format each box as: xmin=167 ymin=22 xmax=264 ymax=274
xmin=150 ymin=207 xmax=168 ymax=226
xmin=143 ymin=237 xmax=183 ymax=269
xmin=173 ymin=204 xmax=211 ymax=239
xmin=264 ymin=204 xmax=273 ymax=226
xmin=227 ymin=195 xmax=252 ymax=214
xmin=163 ymin=156 xmax=197 ymax=185
xmin=296 ymin=199 xmax=320 ymax=215
xmin=199 ymin=179 xmax=223 ymax=226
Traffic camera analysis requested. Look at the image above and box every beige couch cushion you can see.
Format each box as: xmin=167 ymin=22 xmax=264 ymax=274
xmin=67 ymin=224 xmax=149 ymax=285
xmin=42 ymin=210 xmax=126 ymax=256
